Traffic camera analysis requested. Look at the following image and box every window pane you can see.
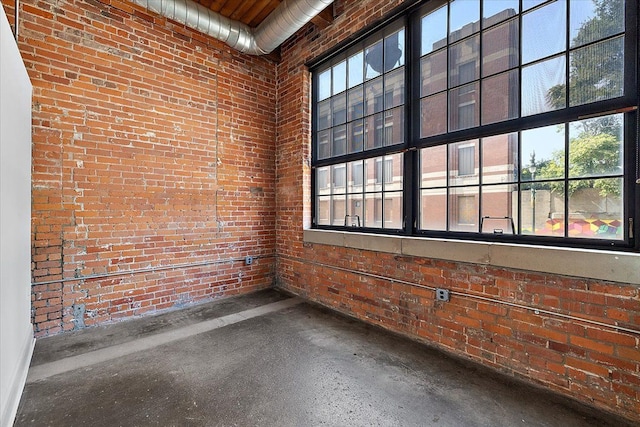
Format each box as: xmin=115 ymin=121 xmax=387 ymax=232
xmin=568 ymin=114 xmax=623 ymax=178
xmin=348 ymin=52 xmax=364 ymax=88
xmin=364 ymin=113 xmax=384 ymax=150
xmin=482 ymin=18 xmax=519 ymax=77
xmin=522 ymin=0 xmax=566 ymax=64
xmin=317 ymin=99 xmax=331 ymax=130
xmin=365 ymin=157 xmax=382 ymax=192
xmin=458 ymin=146 xmax=476 ymax=176
xmin=331 ymin=164 xmax=346 ymax=192
xmin=483 ymin=0 xmax=518 ymax=26
xmin=449 ymin=140 xmax=479 ymax=185
xmin=332 ymin=93 xmax=346 ymax=125
xmin=384 ymin=153 xmax=403 ymax=191
xmin=481 ymin=184 xmax=518 ymax=234
xmin=449 ymin=82 xmax=479 ymax=131
xmin=384 ymin=107 xmax=404 ymax=146
xmin=521 ymin=124 xmax=565 ymax=181
xmin=317 ymin=195 xmax=330 ymax=225
xmin=449 ymin=187 xmax=479 ymax=232
xmin=569 ymin=36 xmax=624 ymax=107
xmin=348 ymin=160 xmax=364 ymax=193
xmin=421 ymin=49 xmax=448 ymax=96
xmin=449 ymin=35 xmax=479 ymax=87
xmin=521 ymin=55 xmax=566 ymax=116
xmin=570 ymin=0 xmax=624 ymax=48
xmin=384 ymin=157 xmax=393 ymax=185
xmin=421 ymin=188 xmax=447 ymax=230
xmin=568 ymin=178 xmax=623 ymax=240
xmin=385 ymin=67 xmax=405 ymax=109
xmin=521 ymin=181 xmax=565 ymax=236
xmin=421 ymin=5 xmax=447 ymax=56
xmin=365 ymin=41 xmax=383 ymax=79
xmin=482 ymin=133 xmax=518 ymax=184
xmin=481 ymin=70 xmax=519 ymax=124
xmin=450 ymin=0 xmax=480 ymax=43
xmin=421 ymin=93 xmax=448 ymax=138
xmin=365 ymin=77 xmax=384 ymax=115
xmin=384 ymin=192 xmax=404 ymax=229
xmin=347 ymin=194 xmax=363 ymax=227
xmin=332 ymin=194 xmax=346 ymax=226
xmin=317 ymin=129 xmax=331 ymax=160
xmin=348 ymin=86 xmax=364 ymax=121
xmin=318 ymin=69 xmax=331 ymax=101
xmin=317 ymin=166 xmax=330 ymax=195
xmin=420 ymin=145 xmax=447 ymax=188
xmin=348 ymin=120 xmax=364 ymax=153
xmin=332 ymin=61 xmax=347 ymax=95
xmin=385 ymin=29 xmax=405 ymax=72
xmin=332 ymin=124 xmax=347 ymax=157
xmin=365 ymin=193 xmax=383 ymax=228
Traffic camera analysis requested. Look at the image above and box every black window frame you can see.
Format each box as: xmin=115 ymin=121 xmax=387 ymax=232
xmin=309 ymin=0 xmax=639 ymax=251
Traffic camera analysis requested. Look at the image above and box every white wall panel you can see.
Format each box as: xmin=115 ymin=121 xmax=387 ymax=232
xmin=0 ymin=5 xmax=34 ymax=426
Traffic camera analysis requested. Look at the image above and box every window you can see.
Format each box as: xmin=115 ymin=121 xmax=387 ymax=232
xmin=333 ymin=164 xmax=346 ymax=188
xmin=457 ymin=145 xmax=475 ymax=176
xmin=350 ymin=161 xmax=364 ymax=187
xmin=456 ymin=102 xmax=476 ymax=130
xmin=384 ymin=158 xmax=394 ymax=184
xmin=312 ymin=0 xmax=637 ymax=249
xmin=313 ymin=20 xmax=406 ymax=230
xmin=374 ymin=157 xmax=396 ymax=184
xmin=374 ymin=158 xmax=383 ymax=184
xmin=456 ymin=195 xmax=477 ymax=227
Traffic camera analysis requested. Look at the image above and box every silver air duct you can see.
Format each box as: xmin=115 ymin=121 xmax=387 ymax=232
xmin=132 ymin=0 xmax=333 ymax=55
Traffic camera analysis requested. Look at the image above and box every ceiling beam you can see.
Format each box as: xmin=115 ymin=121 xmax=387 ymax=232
xmin=310 ymin=5 xmax=333 ymax=29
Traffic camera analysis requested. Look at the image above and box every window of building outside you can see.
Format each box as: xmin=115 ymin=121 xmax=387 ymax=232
xmin=311 ymin=0 xmax=637 ymax=250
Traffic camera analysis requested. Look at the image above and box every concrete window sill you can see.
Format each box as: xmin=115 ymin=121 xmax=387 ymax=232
xmin=303 ymin=229 xmax=640 ymax=285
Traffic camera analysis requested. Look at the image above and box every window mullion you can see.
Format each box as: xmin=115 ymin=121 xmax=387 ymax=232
xmin=403 ymin=14 xmax=413 ymax=235
xmin=517 ymin=129 xmax=522 ymax=236
xmin=563 ymin=124 xmax=569 ymax=238
xmin=478 ymin=0 xmax=484 ymax=234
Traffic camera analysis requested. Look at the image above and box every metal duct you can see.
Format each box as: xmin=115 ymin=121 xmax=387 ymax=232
xmin=132 ymin=0 xmax=333 ymax=55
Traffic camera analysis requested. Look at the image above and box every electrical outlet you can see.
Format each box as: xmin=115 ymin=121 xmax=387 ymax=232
xmin=435 ymin=288 xmax=450 ymax=302
xmin=245 ymin=256 xmax=253 ymax=265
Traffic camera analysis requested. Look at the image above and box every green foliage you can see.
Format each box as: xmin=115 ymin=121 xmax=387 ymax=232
xmin=539 ymin=0 xmax=624 ymax=199
xmin=537 ymin=132 xmax=622 ymax=197
xmin=545 ymin=0 xmax=624 ymax=110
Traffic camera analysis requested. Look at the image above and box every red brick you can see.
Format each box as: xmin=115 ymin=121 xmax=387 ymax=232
xmin=13 ymin=0 xmax=276 ymax=336
xmin=565 ymin=357 xmax=611 ymax=377
xmin=570 ymin=336 xmax=615 ymax=355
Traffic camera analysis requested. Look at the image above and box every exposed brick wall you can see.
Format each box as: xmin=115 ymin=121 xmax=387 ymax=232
xmin=278 ymin=249 xmax=640 ymax=419
xmin=4 ymin=0 xmax=276 ymax=336
xmin=275 ymin=0 xmax=640 ymax=421
xmin=2 ymin=0 xmax=13 ymax=34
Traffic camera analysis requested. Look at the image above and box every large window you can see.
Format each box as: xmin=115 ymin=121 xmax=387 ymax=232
xmin=312 ymin=0 xmax=637 ymax=249
xmin=314 ymin=19 xmax=406 ymax=229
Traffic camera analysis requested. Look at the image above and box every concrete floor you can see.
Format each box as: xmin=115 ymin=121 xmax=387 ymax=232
xmin=15 ymin=289 xmax=634 ymax=427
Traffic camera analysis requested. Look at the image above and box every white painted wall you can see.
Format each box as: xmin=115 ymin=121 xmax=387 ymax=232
xmin=0 ymin=6 xmax=34 ymax=427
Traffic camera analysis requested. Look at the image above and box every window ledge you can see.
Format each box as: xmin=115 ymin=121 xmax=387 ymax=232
xmin=303 ymin=229 xmax=640 ymax=285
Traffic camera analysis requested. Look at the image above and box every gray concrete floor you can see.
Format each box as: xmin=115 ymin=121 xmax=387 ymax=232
xmin=15 ymin=289 xmax=634 ymax=427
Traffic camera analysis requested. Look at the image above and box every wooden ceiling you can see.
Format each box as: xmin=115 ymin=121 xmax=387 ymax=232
xmin=193 ymin=0 xmax=334 ymax=29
